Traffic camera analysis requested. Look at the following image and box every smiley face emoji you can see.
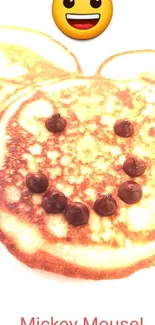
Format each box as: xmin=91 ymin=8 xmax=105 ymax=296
xmin=52 ymin=0 xmax=113 ymax=40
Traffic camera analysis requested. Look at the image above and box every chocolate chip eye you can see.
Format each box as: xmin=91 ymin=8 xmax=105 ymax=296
xmin=45 ymin=113 xmax=67 ymax=133
xmin=114 ymin=119 xmax=134 ymax=138
xmin=90 ymin=0 xmax=102 ymax=8
xmin=63 ymin=0 xmax=75 ymax=8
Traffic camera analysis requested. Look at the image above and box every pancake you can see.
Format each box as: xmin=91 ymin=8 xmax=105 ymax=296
xmin=0 ymin=76 xmax=155 ymax=280
xmin=0 ymin=26 xmax=81 ymax=110
xmin=97 ymin=50 xmax=155 ymax=81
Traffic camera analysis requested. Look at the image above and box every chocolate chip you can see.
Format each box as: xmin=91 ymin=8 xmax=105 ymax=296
xmin=114 ymin=119 xmax=134 ymax=137
xmin=42 ymin=190 xmax=67 ymax=213
xmin=94 ymin=194 xmax=117 ymax=216
xmin=118 ymin=181 xmax=142 ymax=204
xmin=45 ymin=113 xmax=67 ymax=133
xmin=123 ymin=157 xmax=146 ymax=177
xmin=26 ymin=172 xmax=48 ymax=193
xmin=64 ymin=202 xmax=89 ymax=226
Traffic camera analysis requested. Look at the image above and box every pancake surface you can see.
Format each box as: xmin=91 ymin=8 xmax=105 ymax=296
xmin=0 ymin=77 xmax=155 ymax=280
xmin=0 ymin=26 xmax=81 ymax=110
xmin=97 ymin=50 xmax=155 ymax=81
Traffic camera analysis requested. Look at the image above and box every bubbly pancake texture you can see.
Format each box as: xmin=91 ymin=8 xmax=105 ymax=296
xmin=0 ymin=77 xmax=155 ymax=280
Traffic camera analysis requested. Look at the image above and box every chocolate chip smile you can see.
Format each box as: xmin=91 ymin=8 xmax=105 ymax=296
xmin=66 ymin=14 xmax=100 ymax=30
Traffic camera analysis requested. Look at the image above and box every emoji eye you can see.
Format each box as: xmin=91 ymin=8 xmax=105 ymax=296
xmin=90 ymin=0 xmax=102 ymax=8
xmin=63 ymin=0 xmax=75 ymax=8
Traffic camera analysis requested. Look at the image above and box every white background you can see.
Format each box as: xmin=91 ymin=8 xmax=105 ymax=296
xmin=0 ymin=0 xmax=155 ymax=324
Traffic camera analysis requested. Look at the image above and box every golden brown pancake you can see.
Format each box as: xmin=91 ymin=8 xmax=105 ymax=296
xmin=0 ymin=76 xmax=155 ymax=280
xmin=97 ymin=50 xmax=155 ymax=82
xmin=0 ymin=26 xmax=81 ymax=111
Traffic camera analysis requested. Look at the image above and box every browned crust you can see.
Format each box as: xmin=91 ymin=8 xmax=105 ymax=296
xmin=1 ymin=230 xmax=155 ymax=280
xmin=97 ymin=49 xmax=155 ymax=81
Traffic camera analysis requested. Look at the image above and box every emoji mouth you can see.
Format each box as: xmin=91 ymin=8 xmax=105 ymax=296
xmin=66 ymin=14 xmax=100 ymax=30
